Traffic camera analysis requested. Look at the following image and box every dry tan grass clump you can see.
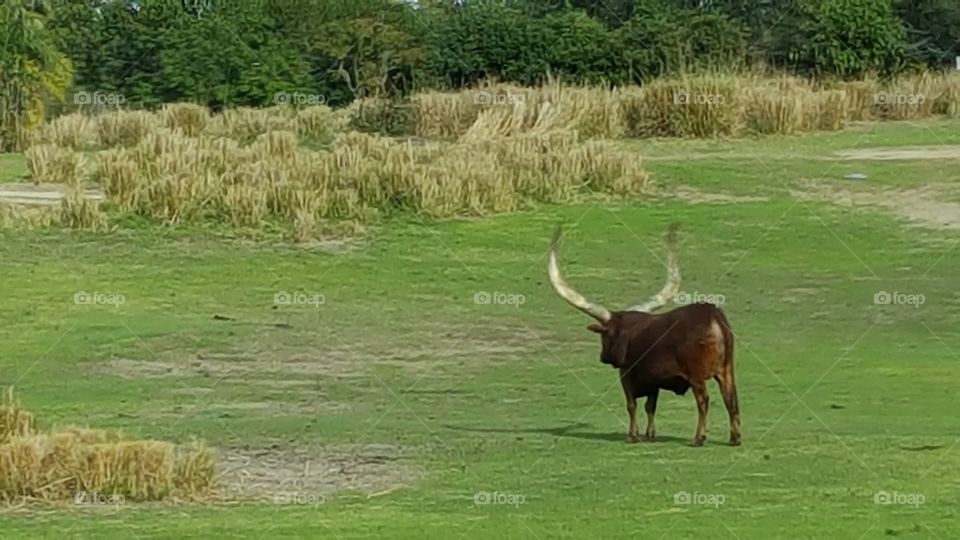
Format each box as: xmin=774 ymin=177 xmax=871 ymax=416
xmin=207 ymin=106 xmax=296 ymax=141
xmin=29 ymin=113 xmax=97 ymax=149
xmin=0 ymin=389 xmax=34 ymax=445
xmin=414 ymin=81 xmax=624 ymax=140
xmin=161 ymin=103 xmax=209 ymax=137
xmin=295 ymin=105 xmax=348 ymax=141
xmin=25 ymin=144 xmax=88 ymax=185
xmin=96 ymin=110 xmax=160 ymax=147
xmin=940 ymin=82 xmax=960 ymax=118
xmin=78 ymin=116 xmax=646 ymax=228
xmin=413 ymin=91 xmax=479 ymax=138
xmin=833 ymin=78 xmax=879 ymax=121
xmin=0 ymin=389 xmax=214 ymax=504
xmin=418 ymin=72 xmax=959 ymax=140
xmin=623 ymin=74 xmax=745 ymax=138
xmin=60 ymin=188 xmax=108 ymax=230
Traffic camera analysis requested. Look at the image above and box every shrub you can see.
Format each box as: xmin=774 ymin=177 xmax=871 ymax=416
xmin=25 ymin=144 xmax=87 ymax=185
xmin=786 ymin=0 xmax=908 ymax=78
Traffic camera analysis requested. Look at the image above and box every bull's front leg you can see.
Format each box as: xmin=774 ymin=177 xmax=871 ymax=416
xmin=620 ymin=377 xmax=639 ymax=443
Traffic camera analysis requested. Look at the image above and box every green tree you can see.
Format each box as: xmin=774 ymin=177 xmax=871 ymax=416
xmin=270 ymin=0 xmax=427 ymax=104
xmin=895 ymin=0 xmax=960 ymax=68
xmin=426 ymin=1 xmax=550 ymax=87
xmin=789 ymin=0 xmax=907 ymax=77
xmin=618 ymin=0 xmax=746 ymax=81
xmin=159 ymin=2 xmax=314 ymax=109
xmin=541 ymin=10 xmax=626 ymax=84
xmin=0 ymin=0 xmax=73 ymax=151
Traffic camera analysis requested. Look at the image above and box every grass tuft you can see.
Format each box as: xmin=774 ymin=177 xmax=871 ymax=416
xmin=0 ymin=389 xmax=214 ymax=504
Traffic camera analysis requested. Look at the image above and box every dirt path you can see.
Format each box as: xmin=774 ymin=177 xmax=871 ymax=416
xmin=833 ymin=145 xmax=960 ymax=161
xmin=795 ymin=183 xmax=960 ymax=230
xmin=0 ymin=183 xmax=104 ymax=206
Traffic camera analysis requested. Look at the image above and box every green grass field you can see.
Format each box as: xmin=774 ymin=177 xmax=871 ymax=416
xmin=2 ymin=120 xmax=959 ymax=538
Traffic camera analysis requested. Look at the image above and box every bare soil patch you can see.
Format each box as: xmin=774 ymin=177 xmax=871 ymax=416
xmin=216 ymin=443 xmax=419 ymax=501
xmin=834 ymin=145 xmax=960 ymax=161
xmin=781 ymin=287 xmax=824 ymax=305
xmin=794 ymin=183 xmax=960 ymax=230
xmin=666 ymin=185 xmax=768 ymax=204
xmin=93 ymin=321 xmax=539 ymax=384
xmin=0 ymin=183 xmax=103 ymax=206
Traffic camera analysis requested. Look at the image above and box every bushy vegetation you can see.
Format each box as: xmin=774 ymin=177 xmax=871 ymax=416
xmin=19 ymin=96 xmax=650 ymax=235
xmin=0 ymin=389 xmax=214 ymax=503
xmin=5 ymin=2 xmax=952 ymax=109
xmin=2 ymin=0 xmax=957 ymax=150
xmin=10 ymin=71 xmax=958 ymax=235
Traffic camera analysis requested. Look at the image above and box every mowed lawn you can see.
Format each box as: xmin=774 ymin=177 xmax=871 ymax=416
xmin=1 ymin=121 xmax=959 ymax=538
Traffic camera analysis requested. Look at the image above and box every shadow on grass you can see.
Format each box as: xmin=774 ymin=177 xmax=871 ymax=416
xmin=443 ymin=422 xmax=689 ymax=444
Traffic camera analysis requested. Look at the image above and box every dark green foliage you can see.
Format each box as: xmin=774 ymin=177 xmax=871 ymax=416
xmin=158 ymin=2 xmax=314 ymax=109
xmin=894 ymin=0 xmax=960 ymax=68
xmin=425 ymin=1 xmax=551 ymax=87
xmin=19 ymin=0 xmax=954 ymax=115
xmin=788 ymin=0 xmax=907 ymax=77
xmin=541 ymin=11 xmax=628 ymax=84
xmin=347 ymin=98 xmax=418 ymax=136
xmin=618 ymin=0 xmax=747 ymax=81
xmin=715 ymin=0 xmax=908 ymax=77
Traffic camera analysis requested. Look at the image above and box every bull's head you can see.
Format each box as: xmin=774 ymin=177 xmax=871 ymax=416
xmin=547 ymin=224 xmax=681 ymax=368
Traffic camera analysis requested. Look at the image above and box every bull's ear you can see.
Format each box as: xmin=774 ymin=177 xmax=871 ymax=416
xmin=587 ymin=323 xmax=606 ymax=334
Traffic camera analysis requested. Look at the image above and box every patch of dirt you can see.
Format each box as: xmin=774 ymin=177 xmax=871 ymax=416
xmin=0 ymin=182 xmax=103 ymax=206
xmin=150 ymin=399 xmax=348 ymax=419
xmin=781 ymin=287 xmax=823 ymax=305
xmin=93 ymin=322 xmax=539 ymax=384
xmin=667 ymin=186 xmax=768 ymax=204
xmin=834 ymin=145 xmax=960 ymax=161
xmin=217 ymin=444 xmax=419 ymax=501
xmin=794 ymin=183 xmax=960 ymax=230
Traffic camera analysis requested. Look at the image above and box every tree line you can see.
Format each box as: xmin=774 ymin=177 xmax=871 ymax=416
xmin=2 ymin=0 xmax=959 ymax=148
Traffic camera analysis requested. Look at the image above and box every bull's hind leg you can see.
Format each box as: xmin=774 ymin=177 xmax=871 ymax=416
xmin=691 ymin=382 xmax=709 ymax=447
xmin=715 ymin=372 xmax=741 ymax=446
xmin=621 ymin=377 xmax=640 ymax=443
xmin=643 ymin=390 xmax=659 ymax=442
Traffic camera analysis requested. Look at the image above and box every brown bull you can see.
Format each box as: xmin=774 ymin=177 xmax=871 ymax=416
xmin=547 ymin=224 xmax=741 ymax=447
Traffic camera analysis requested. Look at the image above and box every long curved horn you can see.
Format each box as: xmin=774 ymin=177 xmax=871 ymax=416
xmin=547 ymin=226 xmax=612 ymax=323
xmin=628 ymin=223 xmax=681 ymax=313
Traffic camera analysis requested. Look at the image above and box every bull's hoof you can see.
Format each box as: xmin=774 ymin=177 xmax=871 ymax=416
xmin=691 ymin=435 xmax=706 ymax=447
xmin=626 ymin=433 xmax=640 ymax=444
xmin=729 ymin=435 xmax=742 ymax=446
xmin=642 ymin=433 xmax=656 ymax=443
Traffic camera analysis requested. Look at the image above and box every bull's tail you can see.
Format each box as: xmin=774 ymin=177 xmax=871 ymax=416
xmin=713 ymin=306 xmax=741 ymax=444
xmin=714 ymin=308 xmax=735 ymax=370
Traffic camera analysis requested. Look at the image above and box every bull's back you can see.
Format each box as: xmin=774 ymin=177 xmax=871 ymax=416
xmin=621 ymin=303 xmax=727 ymax=386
